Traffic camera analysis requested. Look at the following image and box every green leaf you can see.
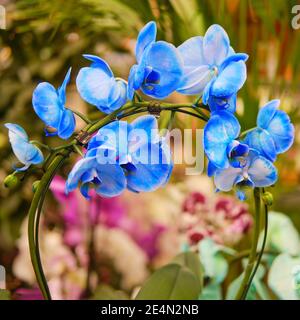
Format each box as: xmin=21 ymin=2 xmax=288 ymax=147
xmin=136 ymin=263 xmax=201 ymax=300
xmin=268 ymin=253 xmax=300 ymax=300
xmin=0 ymin=289 xmax=10 ymax=300
xmin=172 ymin=251 xmax=203 ymax=293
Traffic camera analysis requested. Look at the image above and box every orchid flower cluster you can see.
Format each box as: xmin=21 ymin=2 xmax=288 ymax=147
xmin=4 ymin=21 xmax=294 ymax=201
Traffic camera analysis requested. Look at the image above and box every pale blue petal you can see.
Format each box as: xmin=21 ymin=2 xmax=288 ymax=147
xmin=177 ymin=65 xmax=213 ymax=95
xmin=127 ymin=143 xmax=172 ymax=192
xmin=66 ymin=157 xmax=96 ymax=194
xmin=208 ymin=93 xmax=236 ymax=113
xmin=95 ymin=164 xmax=126 ymax=197
xmin=257 ymin=99 xmax=279 ymax=128
xmin=248 ymin=156 xmax=278 ymax=187
xmin=58 ymin=109 xmax=76 ymax=139
xmin=214 ymin=166 xmax=243 ymax=192
xmin=202 ymin=79 xmax=214 ymax=105
xmin=109 ymin=80 xmax=127 ymax=112
xmin=204 ymin=111 xmax=240 ymax=168
xmin=14 ymin=163 xmax=31 ymax=172
xmin=32 ymin=82 xmax=63 ymax=128
xmin=203 ymin=24 xmax=230 ymax=66
xmin=266 ymin=110 xmax=294 ymax=154
xmin=141 ymin=41 xmax=183 ymax=98
xmin=82 ymin=54 xmax=113 ymax=77
xmin=127 ymin=65 xmax=138 ymax=100
xmin=135 ymin=21 xmax=157 ymax=63
xmin=57 ymin=67 xmax=71 ymax=105
xmin=207 ymin=161 xmax=217 ymax=177
xmin=26 ymin=145 xmax=44 ymax=164
xmin=76 ymin=66 xmax=114 ymax=109
xmin=177 ymin=36 xmax=206 ymax=67
xmin=211 ymin=60 xmax=247 ymax=98
xmin=5 ymin=123 xmax=44 ymax=166
xmin=5 ymin=123 xmax=28 ymax=141
xmin=89 ymin=120 xmax=130 ymax=164
xmin=130 ymin=115 xmax=159 ymax=147
xmin=244 ymin=129 xmax=277 ymax=162
xmin=218 ymin=53 xmax=248 ymax=73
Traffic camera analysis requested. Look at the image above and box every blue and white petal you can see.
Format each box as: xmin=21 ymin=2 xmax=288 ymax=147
xmin=57 ymin=68 xmax=72 ymax=105
xmin=203 ymin=24 xmax=230 ymax=66
xmin=141 ymin=41 xmax=183 ymax=98
xmin=94 ymin=164 xmax=126 ymax=197
xmin=82 ymin=54 xmax=114 ymax=77
xmin=126 ymin=142 xmax=172 ymax=192
xmin=32 ymin=82 xmax=63 ymax=128
xmin=214 ymin=166 xmax=243 ymax=192
xmin=177 ymin=65 xmax=213 ymax=95
xmin=248 ymin=156 xmax=278 ymax=187
xmin=130 ymin=115 xmax=159 ymax=148
xmin=210 ymin=60 xmax=247 ymax=98
xmin=58 ymin=109 xmax=76 ymax=139
xmin=177 ymin=36 xmax=206 ymax=67
xmin=135 ymin=21 xmax=157 ymax=63
xmin=204 ymin=111 xmax=241 ymax=168
xmin=76 ymin=65 xmax=114 ymax=111
xmin=5 ymin=123 xmax=44 ymax=168
xmin=244 ymin=129 xmax=277 ymax=162
xmin=257 ymin=99 xmax=280 ymax=129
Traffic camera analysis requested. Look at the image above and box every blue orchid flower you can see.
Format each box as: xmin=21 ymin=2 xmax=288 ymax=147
xmin=213 ymin=150 xmax=278 ymax=200
xmin=87 ymin=115 xmax=173 ymax=192
xmin=66 ymin=115 xmax=173 ymax=198
xmin=76 ymin=55 xmax=127 ymax=114
xmin=32 ymin=68 xmax=76 ymax=139
xmin=176 ymin=24 xmax=248 ymax=112
xmin=127 ymin=21 xmax=183 ymax=99
xmin=5 ymin=123 xmax=44 ymax=171
xmin=244 ymin=100 xmax=294 ymax=162
xmin=204 ymin=110 xmax=245 ymax=170
xmin=65 ymin=157 xmax=127 ymax=199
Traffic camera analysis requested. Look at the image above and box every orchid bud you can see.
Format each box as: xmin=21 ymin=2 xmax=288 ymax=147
xmin=4 ymin=174 xmax=19 ymax=188
xmin=262 ymin=192 xmax=273 ymax=206
xmin=32 ymin=180 xmax=40 ymax=193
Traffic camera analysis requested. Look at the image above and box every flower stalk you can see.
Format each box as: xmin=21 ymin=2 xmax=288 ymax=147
xmin=27 ymin=100 xmax=209 ymax=300
xmin=235 ymin=187 xmax=263 ymax=299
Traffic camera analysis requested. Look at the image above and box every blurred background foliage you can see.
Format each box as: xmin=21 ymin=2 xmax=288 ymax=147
xmin=0 ymin=0 xmax=300 ymax=289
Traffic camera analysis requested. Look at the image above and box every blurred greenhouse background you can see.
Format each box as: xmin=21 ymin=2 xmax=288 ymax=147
xmin=0 ymin=0 xmax=300 ymax=300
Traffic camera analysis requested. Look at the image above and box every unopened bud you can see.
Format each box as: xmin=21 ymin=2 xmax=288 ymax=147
xmin=32 ymin=180 xmax=40 ymax=193
xmin=262 ymin=192 xmax=273 ymax=206
xmin=4 ymin=174 xmax=19 ymax=188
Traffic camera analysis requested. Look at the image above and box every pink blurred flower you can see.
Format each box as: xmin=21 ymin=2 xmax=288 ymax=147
xmin=180 ymin=191 xmax=252 ymax=246
xmin=50 ymin=176 xmax=165 ymax=260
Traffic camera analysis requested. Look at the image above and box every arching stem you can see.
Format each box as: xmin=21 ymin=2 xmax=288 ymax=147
xmin=27 ymin=101 xmax=210 ymax=299
xmin=235 ymin=187 xmax=262 ymax=299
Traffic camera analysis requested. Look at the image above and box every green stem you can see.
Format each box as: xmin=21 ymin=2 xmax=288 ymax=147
xmin=27 ymin=100 xmax=210 ymax=300
xmin=68 ymin=108 xmax=92 ymax=124
xmin=28 ymin=148 xmax=72 ymax=300
xmin=229 ymin=248 xmax=276 ymax=264
xmin=241 ymin=197 xmax=269 ymax=299
xmin=235 ymin=187 xmax=262 ymax=300
xmin=239 ymin=127 xmax=257 ymax=139
xmin=30 ymin=140 xmax=52 ymax=151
